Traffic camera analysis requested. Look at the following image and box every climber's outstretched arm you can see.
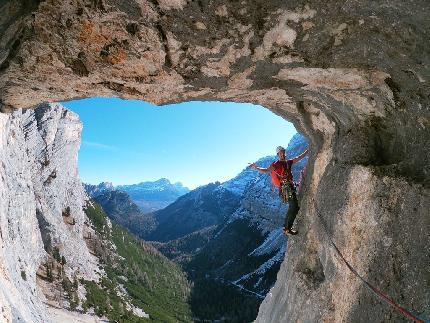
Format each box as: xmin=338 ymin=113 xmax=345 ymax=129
xmin=249 ymin=163 xmax=274 ymax=174
xmin=291 ymin=149 xmax=309 ymax=164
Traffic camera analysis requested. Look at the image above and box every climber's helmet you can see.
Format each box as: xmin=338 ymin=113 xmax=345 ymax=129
xmin=276 ymin=146 xmax=285 ymax=154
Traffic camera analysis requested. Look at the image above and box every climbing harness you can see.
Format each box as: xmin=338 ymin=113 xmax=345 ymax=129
xmin=314 ymin=202 xmax=429 ymax=323
xmin=279 ymin=180 xmax=295 ymax=203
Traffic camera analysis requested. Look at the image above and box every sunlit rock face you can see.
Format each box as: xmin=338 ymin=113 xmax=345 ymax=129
xmin=0 ymin=0 xmax=429 ymax=322
xmin=0 ymin=104 xmax=99 ymax=322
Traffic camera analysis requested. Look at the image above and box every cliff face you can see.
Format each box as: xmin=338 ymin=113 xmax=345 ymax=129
xmin=0 ymin=0 xmax=429 ymax=322
xmin=0 ymin=103 xmax=99 ymax=322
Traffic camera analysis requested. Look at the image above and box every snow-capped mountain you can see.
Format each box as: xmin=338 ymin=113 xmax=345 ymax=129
xmin=84 ymin=181 xmax=114 ymax=197
xmin=117 ymin=178 xmax=190 ymax=213
xmin=84 ymin=178 xmax=190 ymax=213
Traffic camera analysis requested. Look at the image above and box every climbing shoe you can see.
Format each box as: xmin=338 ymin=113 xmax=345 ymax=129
xmin=283 ymin=227 xmax=298 ymax=236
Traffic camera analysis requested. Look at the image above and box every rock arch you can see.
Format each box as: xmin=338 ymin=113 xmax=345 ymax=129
xmin=0 ymin=0 xmax=429 ymax=322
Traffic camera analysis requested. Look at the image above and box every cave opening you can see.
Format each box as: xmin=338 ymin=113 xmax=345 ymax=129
xmin=56 ymin=96 xmax=309 ymax=322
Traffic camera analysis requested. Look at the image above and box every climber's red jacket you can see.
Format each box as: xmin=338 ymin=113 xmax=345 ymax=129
xmin=270 ymin=159 xmax=294 ymax=187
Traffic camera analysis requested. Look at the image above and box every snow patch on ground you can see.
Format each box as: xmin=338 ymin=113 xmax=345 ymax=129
xmin=234 ymin=247 xmax=286 ymax=285
xmin=248 ymin=229 xmax=286 ymax=256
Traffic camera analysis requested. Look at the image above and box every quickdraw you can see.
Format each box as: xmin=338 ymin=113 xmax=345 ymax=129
xmin=279 ymin=180 xmax=295 ymax=203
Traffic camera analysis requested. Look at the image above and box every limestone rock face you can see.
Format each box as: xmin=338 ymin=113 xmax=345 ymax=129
xmin=0 ymin=103 xmax=99 ymax=322
xmin=0 ymin=0 xmax=429 ymax=322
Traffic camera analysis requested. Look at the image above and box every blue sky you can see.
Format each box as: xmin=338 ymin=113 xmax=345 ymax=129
xmin=63 ymin=97 xmax=297 ymax=189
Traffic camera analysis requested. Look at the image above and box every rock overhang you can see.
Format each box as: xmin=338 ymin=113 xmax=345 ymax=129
xmin=0 ymin=0 xmax=405 ymax=170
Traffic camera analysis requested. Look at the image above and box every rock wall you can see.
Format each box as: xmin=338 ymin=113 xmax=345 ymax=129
xmin=0 ymin=103 xmax=99 ymax=322
xmin=0 ymin=0 xmax=429 ymax=322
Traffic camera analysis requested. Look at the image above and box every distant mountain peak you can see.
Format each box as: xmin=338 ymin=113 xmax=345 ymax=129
xmin=156 ymin=178 xmax=170 ymax=184
xmin=119 ymin=178 xmax=188 ymax=190
xmin=137 ymin=178 xmax=170 ymax=186
xmin=84 ymin=178 xmax=190 ymax=213
xmin=84 ymin=182 xmax=114 ymax=197
xmin=100 ymin=181 xmax=114 ymax=189
xmin=115 ymin=179 xmax=190 ymax=213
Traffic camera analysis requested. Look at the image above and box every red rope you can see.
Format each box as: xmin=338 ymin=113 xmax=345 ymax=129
xmin=314 ymin=204 xmax=428 ymax=323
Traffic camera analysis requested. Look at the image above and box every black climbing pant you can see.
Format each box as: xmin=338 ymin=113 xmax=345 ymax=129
xmin=284 ymin=192 xmax=299 ymax=230
xmin=279 ymin=182 xmax=299 ymax=230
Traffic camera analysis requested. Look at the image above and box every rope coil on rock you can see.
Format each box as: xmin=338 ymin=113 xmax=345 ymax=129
xmin=313 ymin=202 xmax=429 ymax=323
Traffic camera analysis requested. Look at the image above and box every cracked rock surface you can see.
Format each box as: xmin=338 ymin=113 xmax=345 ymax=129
xmin=0 ymin=0 xmax=429 ymax=322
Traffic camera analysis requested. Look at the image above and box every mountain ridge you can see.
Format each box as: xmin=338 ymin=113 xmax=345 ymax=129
xmin=85 ymin=178 xmax=190 ymax=213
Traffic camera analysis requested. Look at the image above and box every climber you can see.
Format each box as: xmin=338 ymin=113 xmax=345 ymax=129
xmin=249 ymin=146 xmax=308 ymax=236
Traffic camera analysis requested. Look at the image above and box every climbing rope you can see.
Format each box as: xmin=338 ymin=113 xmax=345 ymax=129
xmin=314 ymin=202 xmax=429 ymax=323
